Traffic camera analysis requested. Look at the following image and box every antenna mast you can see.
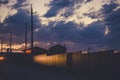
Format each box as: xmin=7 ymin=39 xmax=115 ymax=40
xmin=9 ymin=32 xmax=12 ymax=53
xmin=25 ymin=22 xmax=28 ymax=54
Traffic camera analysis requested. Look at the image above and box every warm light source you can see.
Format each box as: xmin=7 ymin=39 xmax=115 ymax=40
xmin=0 ymin=56 xmax=5 ymax=61
xmin=26 ymin=50 xmax=31 ymax=54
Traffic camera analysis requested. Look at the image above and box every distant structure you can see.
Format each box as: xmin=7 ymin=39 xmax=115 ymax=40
xmin=23 ymin=46 xmax=48 ymax=55
xmin=47 ymin=44 xmax=67 ymax=55
xmin=23 ymin=44 xmax=67 ymax=55
xmin=34 ymin=49 xmax=116 ymax=69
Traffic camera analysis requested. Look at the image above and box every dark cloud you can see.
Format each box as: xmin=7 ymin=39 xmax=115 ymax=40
xmin=35 ymin=20 xmax=106 ymax=50
xmin=83 ymin=11 xmax=101 ymax=19
xmin=36 ymin=21 xmax=77 ymax=41
xmin=3 ymin=9 xmax=30 ymax=36
xmin=44 ymin=7 xmax=61 ymax=18
xmin=0 ymin=23 xmax=3 ymax=35
xmin=1 ymin=0 xmax=120 ymax=51
xmin=82 ymin=1 xmax=120 ymax=49
xmin=0 ymin=9 xmax=41 ymax=44
xmin=0 ymin=0 xmax=9 ymax=6
xmin=44 ymin=0 xmax=73 ymax=17
xmin=36 ymin=18 xmax=120 ymax=51
xmin=79 ymin=2 xmax=120 ymax=50
xmin=105 ymin=9 xmax=120 ymax=49
xmin=61 ymin=7 xmax=74 ymax=18
xmin=101 ymin=2 xmax=120 ymax=49
xmin=80 ymin=22 xmax=105 ymax=44
xmin=4 ymin=9 xmax=40 ymax=35
xmin=38 ymin=0 xmax=120 ymax=50
xmin=102 ymin=3 xmax=119 ymax=14
xmin=81 ymin=2 xmax=119 ymax=19
xmin=85 ymin=0 xmax=92 ymax=3
xmin=12 ymin=0 xmax=29 ymax=9
xmin=44 ymin=0 xmax=93 ymax=18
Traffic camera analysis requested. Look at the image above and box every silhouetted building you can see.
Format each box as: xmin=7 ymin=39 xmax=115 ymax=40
xmin=47 ymin=44 xmax=67 ymax=55
xmin=23 ymin=46 xmax=48 ymax=55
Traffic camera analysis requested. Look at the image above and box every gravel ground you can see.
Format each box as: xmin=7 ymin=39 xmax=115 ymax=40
xmin=0 ymin=61 xmax=80 ymax=80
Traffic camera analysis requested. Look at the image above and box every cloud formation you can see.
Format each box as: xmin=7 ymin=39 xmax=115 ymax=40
xmin=12 ymin=0 xmax=29 ymax=9
xmin=39 ymin=1 xmax=120 ymax=51
xmin=35 ymin=20 xmax=107 ymax=50
xmin=44 ymin=0 xmax=93 ymax=18
xmin=0 ymin=0 xmax=9 ymax=6
xmin=44 ymin=0 xmax=73 ymax=17
xmin=103 ymin=3 xmax=120 ymax=49
xmin=1 ymin=0 xmax=120 ymax=51
xmin=102 ymin=3 xmax=119 ymax=14
xmin=0 ymin=8 xmax=41 ymax=44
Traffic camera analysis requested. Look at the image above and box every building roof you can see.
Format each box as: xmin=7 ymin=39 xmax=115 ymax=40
xmin=23 ymin=46 xmax=46 ymax=50
xmin=49 ymin=44 xmax=66 ymax=49
xmin=23 ymin=46 xmax=48 ymax=55
xmin=48 ymin=44 xmax=67 ymax=55
xmin=90 ymin=50 xmax=114 ymax=55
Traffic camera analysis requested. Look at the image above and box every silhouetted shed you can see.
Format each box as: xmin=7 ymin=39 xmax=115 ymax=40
xmin=23 ymin=46 xmax=48 ymax=55
xmin=47 ymin=44 xmax=67 ymax=55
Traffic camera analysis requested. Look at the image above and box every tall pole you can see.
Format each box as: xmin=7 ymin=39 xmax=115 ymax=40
xmin=25 ymin=22 xmax=28 ymax=54
xmin=31 ymin=4 xmax=34 ymax=54
xmin=9 ymin=32 xmax=12 ymax=53
xmin=1 ymin=38 xmax=3 ymax=52
xmin=88 ymin=46 xmax=91 ymax=53
xmin=0 ymin=38 xmax=2 ymax=52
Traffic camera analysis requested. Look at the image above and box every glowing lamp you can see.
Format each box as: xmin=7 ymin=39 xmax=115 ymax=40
xmin=0 ymin=56 xmax=5 ymax=61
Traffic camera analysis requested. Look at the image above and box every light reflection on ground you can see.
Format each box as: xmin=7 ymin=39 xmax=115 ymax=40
xmin=33 ymin=54 xmax=67 ymax=67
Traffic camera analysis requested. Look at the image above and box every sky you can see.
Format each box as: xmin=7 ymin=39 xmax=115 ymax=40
xmin=0 ymin=0 xmax=120 ymax=52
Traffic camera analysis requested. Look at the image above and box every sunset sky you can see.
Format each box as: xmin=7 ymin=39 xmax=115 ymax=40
xmin=0 ymin=0 xmax=120 ymax=52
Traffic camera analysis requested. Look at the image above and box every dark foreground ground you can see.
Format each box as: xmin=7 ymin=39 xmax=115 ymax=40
xmin=0 ymin=61 xmax=119 ymax=80
xmin=0 ymin=61 xmax=78 ymax=80
xmin=0 ymin=52 xmax=120 ymax=80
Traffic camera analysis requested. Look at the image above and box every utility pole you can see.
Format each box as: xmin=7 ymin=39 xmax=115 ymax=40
xmin=31 ymin=4 xmax=34 ymax=54
xmin=9 ymin=32 xmax=12 ymax=53
xmin=1 ymin=38 xmax=3 ymax=52
xmin=25 ymin=22 xmax=28 ymax=54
